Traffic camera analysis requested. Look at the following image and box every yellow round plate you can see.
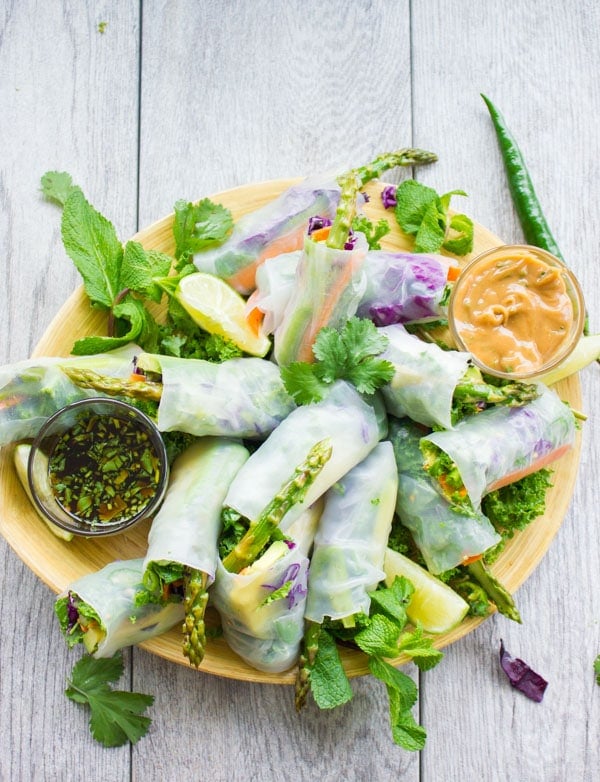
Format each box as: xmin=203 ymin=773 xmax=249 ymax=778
xmin=0 ymin=179 xmax=582 ymax=683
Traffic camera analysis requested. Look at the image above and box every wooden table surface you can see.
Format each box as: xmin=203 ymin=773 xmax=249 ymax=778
xmin=1 ymin=2 xmax=599 ymax=780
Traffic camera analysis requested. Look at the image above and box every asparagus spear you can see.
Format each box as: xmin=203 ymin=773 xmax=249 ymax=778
xmin=327 ymin=148 xmax=438 ymax=251
xmin=182 ymin=569 xmax=209 ymax=667
xmin=452 ymin=366 xmax=539 ymax=422
xmin=62 ymin=366 xmax=162 ymax=401
xmin=467 ymin=559 xmax=522 ymax=623
xmin=295 ymin=620 xmax=321 ymax=710
xmin=221 ymin=437 xmax=333 ymax=573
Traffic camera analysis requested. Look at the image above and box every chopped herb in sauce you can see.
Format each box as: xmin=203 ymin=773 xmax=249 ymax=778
xmin=48 ymin=410 xmax=161 ymax=525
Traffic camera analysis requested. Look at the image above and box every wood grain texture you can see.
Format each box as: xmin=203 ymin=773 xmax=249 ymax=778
xmin=1 ymin=1 xmax=599 ymax=780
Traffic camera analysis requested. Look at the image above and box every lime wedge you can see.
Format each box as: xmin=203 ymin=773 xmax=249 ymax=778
xmin=176 ymin=272 xmax=271 ymax=357
xmin=13 ymin=444 xmax=74 ymax=542
xmin=383 ymin=548 xmax=468 ymax=634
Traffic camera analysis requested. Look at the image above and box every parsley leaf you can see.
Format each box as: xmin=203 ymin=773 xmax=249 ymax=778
xmin=394 ymin=179 xmax=473 ymax=256
xmin=351 ymin=215 xmax=391 ymax=249
xmin=173 ymin=198 xmax=233 ymax=262
xmin=281 ymin=317 xmax=394 ymax=404
xmin=65 ymin=652 xmax=154 ymax=747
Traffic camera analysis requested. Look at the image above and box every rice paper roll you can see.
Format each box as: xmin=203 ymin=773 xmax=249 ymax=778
xmin=0 ymin=344 xmax=138 ymax=447
xmin=389 ymin=418 xmax=501 ymax=574
xmin=305 ymin=442 xmax=397 ymax=623
xmin=54 ymin=558 xmax=184 ymax=658
xmin=273 ymin=233 xmax=368 ymax=366
xmin=194 ymin=174 xmax=340 ymax=294
xmin=223 ymin=381 xmax=384 ymax=531
xmin=143 ymin=438 xmax=249 ymax=590
xmin=356 ymin=251 xmax=456 ymax=326
xmin=246 ymin=250 xmax=301 ymax=337
xmin=421 ymin=383 xmax=577 ymax=510
xmin=211 ymin=505 xmax=321 ymax=673
xmin=378 ymin=324 xmax=471 ymax=429
xmin=136 ymin=353 xmax=295 ymax=439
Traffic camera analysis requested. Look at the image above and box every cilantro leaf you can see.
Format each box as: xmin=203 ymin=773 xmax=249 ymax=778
xmin=61 ymin=188 xmax=123 ymax=309
xmin=120 ymin=241 xmax=173 ymax=303
xmin=41 ymin=171 xmax=77 ymax=206
xmin=173 ymin=198 xmax=233 ymax=262
xmin=65 ymin=652 xmax=154 ymax=747
xmin=308 ymin=629 xmax=353 ymax=709
xmin=282 ymin=317 xmax=394 ymax=404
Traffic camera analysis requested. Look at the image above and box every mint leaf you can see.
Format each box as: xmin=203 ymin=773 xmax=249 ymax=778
xmin=388 ymin=691 xmax=427 ymax=751
xmin=41 ymin=171 xmax=77 ymax=207
xmin=398 ymin=625 xmax=443 ymax=671
xmin=309 ymin=629 xmax=353 ymax=709
xmin=173 ymin=198 xmax=233 ymax=261
xmin=443 ymin=213 xmax=474 ymax=255
xmin=394 ymin=179 xmax=439 ymax=235
xmin=369 ymin=657 xmax=417 ymax=710
xmin=354 ymin=614 xmax=400 ymax=658
xmin=369 ymin=576 xmax=414 ymax=625
xmin=413 ymin=200 xmax=446 ymax=253
xmin=71 ymin=296 xmax=159 ymax=355
xmin=120 ymin=241 xmax=173 ymax=303
xmin=61 ymin=188 xmax=123 ymax=309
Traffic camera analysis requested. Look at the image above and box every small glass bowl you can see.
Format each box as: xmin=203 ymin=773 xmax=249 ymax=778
xmin=27 ymin=397 xmax=169 ymax=537
xmin=448 ymin=244 xmax=586 ymax=380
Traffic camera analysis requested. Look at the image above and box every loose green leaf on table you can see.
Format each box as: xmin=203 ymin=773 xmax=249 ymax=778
xmin=65 ymin=652 xmax=154 ymax=748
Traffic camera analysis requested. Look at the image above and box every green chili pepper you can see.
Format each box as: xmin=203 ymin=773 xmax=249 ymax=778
xmin=482 ymin=93 xmax=590 ymax=336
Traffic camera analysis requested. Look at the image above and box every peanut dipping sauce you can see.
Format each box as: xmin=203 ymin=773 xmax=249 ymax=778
xmin=450 ymin=246 xmax=582 ymax=376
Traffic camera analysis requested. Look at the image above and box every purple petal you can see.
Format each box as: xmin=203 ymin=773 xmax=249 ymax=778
xmin=499 ymin=640 xmax=548 ymax=702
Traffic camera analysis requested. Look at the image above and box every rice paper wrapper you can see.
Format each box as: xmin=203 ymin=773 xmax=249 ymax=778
xmin=248 ymin=250 xmax=301 ymax=336
xmin=212 ymin=542 xmax=309 ymax=673
xmin=421 ymin=384 xmax=576 ymax=509
xmin=193 ymin=173 xmax=340 ymax=294
xmin=305 ymin=442 xmax=398 ymax=623
xmin=357 ymin=251 xmax=453 ymax=326
xmin=273 ymin=233 xmax=368 ymax=366
xmin=58 ymin=558 xmax=184 ymax=658
xmin=136 ymin=353 xmax=295 ymax=439
xmin=379 ymin=324 xmax=471 ymax=429
xmin=143 ymin=438 xmax=249 ymax=584
xmin=223 ymin=381 xmax=383 ymax=530
xmin=389 ymin=418 xmax=501 ymax=574
xmin=0 ymin=344 xmax=139 ymax=447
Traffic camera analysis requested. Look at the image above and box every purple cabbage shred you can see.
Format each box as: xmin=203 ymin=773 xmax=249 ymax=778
xmin=381 ymin=185 xmax=397 ymax=209
xmin=344 ymin=230 xmax=357 ymax=250
xmin=66 ymin=591 xmax=79 ymax=631
xmin=499 ymin=640 xmax=548 ymax=702
xmin=307 ymin=215 xmax=332 ymax=236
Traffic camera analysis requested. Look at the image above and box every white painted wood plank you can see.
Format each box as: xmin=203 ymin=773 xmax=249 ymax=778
xmin=0 ymin=3 xmax=139 ymax=780
xmin=412 ymin=2 xmax=600 ymax=779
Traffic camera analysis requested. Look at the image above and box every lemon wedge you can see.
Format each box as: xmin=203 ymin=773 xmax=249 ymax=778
xmin=383 ymin=548 xmax=469 ymax=634
xmin=176 ymin=272 xmax=271 ymax=357
xmin=13 ymin=444 xmax=74 ymax=541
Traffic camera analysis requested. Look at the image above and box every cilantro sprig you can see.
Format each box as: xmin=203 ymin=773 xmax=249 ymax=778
xmin=394 ymin=178 xmax=474 ymax=255
xmin=65 ymin=652 xmax=154 ymax=747
xmin=281 ymin=317 xmax=394 ymax=404
xmin=300 ymin=577 xmax=443 ymax=751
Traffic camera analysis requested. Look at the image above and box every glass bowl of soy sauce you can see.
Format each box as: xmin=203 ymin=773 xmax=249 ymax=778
xmin=27 ymin=398 xmax=169 ymax=537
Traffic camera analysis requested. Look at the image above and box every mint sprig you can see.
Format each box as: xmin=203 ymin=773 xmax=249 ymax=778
xmin=394 ymin=179 xmax=473 ymax=255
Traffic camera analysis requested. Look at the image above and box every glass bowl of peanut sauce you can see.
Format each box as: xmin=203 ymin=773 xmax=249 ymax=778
xmin=448 ymin=245 xmax=586 ymax=380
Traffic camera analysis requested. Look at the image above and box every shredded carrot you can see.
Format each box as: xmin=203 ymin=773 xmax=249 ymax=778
xmin=246 ymin=305 xmax=264 ymax=336
xmin=462 ymin=553 xmax=483 ymax=566
xmin=446 ymin=264 xmax=461 ymax=282
xmin=228 ymin=223 xmax=308 ymax=293
xmin=309 ymin=226 xmax=331 ymax=243
xmin=129 ymin=373 xmax=147 ymax=383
